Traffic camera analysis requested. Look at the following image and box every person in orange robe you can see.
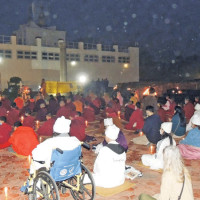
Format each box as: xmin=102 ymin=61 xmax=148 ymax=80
xmin=9 ymin=121 xmax=39 ymax=156
xmin=23 ymin=109 xmax=35 ymax=129
xmin=73 ymin=99 xmax=83 ymax=113
xmin=0 ymin=116 xmax=12 ymax=149
xmin=37 ymin=113 xmax=55 ymax=136
xmin=70 ymin=112 xmax=86 ymax=141
xmin=7 ymin=103 xmax=19 ymax=126
xmin=56 ymin=100 xmax=70 ymax=119
xmin=14 ymin=95 xmax=24 ymax=110
xmin=0 ymin=101 xmax=7 ymax=117
xmin=83 ymin=101 xmax=95 ymax=122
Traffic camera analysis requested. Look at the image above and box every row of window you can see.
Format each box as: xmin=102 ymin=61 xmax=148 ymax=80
xmin=0 ymin=50 xmax=130 ymax=63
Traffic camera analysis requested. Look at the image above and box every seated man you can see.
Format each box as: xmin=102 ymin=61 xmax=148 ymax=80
xmin=7 ymin=102 xmax=19 ymax=126
xmin=125 ymin=102 xmax=144 ymax=133
xmin=30 ymin=116 xmax=80 ymax=174
xmin=9 ymin=122 xmax=39 ymax=156
xmin=179 ymin=114 xmax=200 ymax=159
xmin=23 ymin=109 xmax=35 ymax=129
xmin=36 ymin=103 xmax=47 ymax=122
xmin=183 ymin=96 xmax=194 ymax=123
xmin=37 ymin=113 xmax=56 ymax=136
xmin=0 ymin=101 xmax=7 ymax=117
xmin=0 ymin=116 xmax=12 ymax=149
xmin=70 ymin=112 xmax=86 ymax=141
xmin=83 ymin=101 xmax=96 ymax=122
xmin=56 ymin=100 xmax=70 ymax=119
xmin=142 ymin=106 xmax=162 ymax=144
xmin=92 ymin=124 xmax=126 ymax=188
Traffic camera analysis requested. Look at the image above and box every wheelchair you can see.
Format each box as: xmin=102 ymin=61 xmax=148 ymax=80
xmin=24 ymin=142 xmax=95 ymax=200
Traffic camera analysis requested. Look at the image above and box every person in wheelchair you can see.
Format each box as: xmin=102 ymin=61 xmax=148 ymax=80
xmin=92 ymin=124 xmax=126 ymax=188
xmin=29 ymin=116 xmax=80 ymax=174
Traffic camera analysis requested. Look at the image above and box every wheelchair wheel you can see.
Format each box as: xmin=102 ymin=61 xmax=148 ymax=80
xmin=69 ymin=164 xmax=95 ymax=200
xmin=32 ymin=171 xmax=60 ymax=200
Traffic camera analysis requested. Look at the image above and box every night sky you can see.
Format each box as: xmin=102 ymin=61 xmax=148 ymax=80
xmin=0 ymin=0 xmax=200 ymax=75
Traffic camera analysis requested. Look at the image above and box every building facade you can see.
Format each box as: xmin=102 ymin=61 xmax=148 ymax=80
xmin=0 ymin=24 xmax=139 ymax=91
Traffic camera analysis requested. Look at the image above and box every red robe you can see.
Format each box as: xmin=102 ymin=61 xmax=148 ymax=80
xmin=2 ymin=98 xmax=11 ymax=111
xmin=0 ymin=123 xmax=12 ymax=148
xmin=158 ymin=107 xmax=166 ymax=122
xmin=9 ymin=126 xmax=39 ymax=156
xmin=184 ymin=102 xmax=195 ymax=123
xmin=7 ymin=108 xmax=19 ymax=126
xmin=70 ymin=116 xmax=86 ymax=141
xmin=0 ymin=107 xmax=7 ymax=117
xmin=56 ymin=106 xmax=70 ymax=119
xmin=37 ymin=118 xmax=55 ymax=136
xmin=83 ymin=107 xmax=95 ymax=122
xmin=125 ymin=109 xmax=144 ymax=130
xmin=23 ymin=116 xmax=35 ymax=129
xmin=166 ymin=101 xmax=176 ymax=119
xmin=36 ymin=108 xmax=47 ymax=122
xmin=14 ymin=97 xmax=24 ymax=109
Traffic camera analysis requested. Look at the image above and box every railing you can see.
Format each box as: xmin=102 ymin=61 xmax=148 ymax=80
xmin=0 ymin=35 xmax=11 ymax=44
xmin=66 ymin=42 xmax=79 ymax=49
xmin=84 ymin=43 xmax=97 ymax=50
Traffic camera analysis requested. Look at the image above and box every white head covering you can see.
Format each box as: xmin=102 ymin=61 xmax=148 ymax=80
xmin=161 ymin=122 xmax=172 ymax=134
xmin=104 ymin=118 xmax=113 ymax=126
xmin=105 ymin=124 xmax=119 ymax=140
xmin=192 ymin=114 xmax=200 ymax=126
xmin=53 ymin=116 xmax=71 ymax=134
xmin=195 ymin=103 xmax=200 ymax=111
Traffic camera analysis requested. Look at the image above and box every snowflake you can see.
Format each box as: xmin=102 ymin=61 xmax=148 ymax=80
xmin=131 ymin=13 xmax=137 ymax=19
xmin=106 ymin=25 xmax=112 ymax=32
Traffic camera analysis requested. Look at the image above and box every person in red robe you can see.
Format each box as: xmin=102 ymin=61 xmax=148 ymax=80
xmin=36 ymin=103 xmax=47 ymax=122
xmin=9 ymin=121 xmax=39 ymax=156
xmin=70 ymin=112 xmax=86 ymax=141
xmin=0 ymin=101 xmax=7 ymax=117
xmin=1 ymin=95 xmax=11 ymax=111
xmin=157 ymin=97 xmax=167 ymax=122
xmin=37 ymin=113 xmax=55 ymax=136
xmin=66 ymin=97 xmax=76 ymax=113
xmin=125 ymin=102 xmax=144 ymax=132
xmin=56 ymin=100 xmax=70 ymax=119
xmin=0 ymin=116 xmax=12 ymax=149
xmin=34 ymin=93 xmax=46 ymax=112
xmin=14 ymin=95 xmax=24 ymax=110
xmin=47 ymin=95 xmax=59 ymax=115
xmin=184 ymin=97 xmax=195 ymax=123
xmin=23 ymin=109 xmax=35 ymax=129
xmin=165 ymin=96 xmax=176 ymax=120
xmin=27 ymin=95 xmax=35 ymax=112
xmin=124 ymin=101 xmax=135 ymax=121
xmin=83 ymin=101 xmax=95 ymax=122
xmin=7 ymin=103 xmax=19 ymax=126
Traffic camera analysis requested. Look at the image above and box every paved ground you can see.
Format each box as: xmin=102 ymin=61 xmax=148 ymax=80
xmin=0 ymin=116 xmax=199 ymax=200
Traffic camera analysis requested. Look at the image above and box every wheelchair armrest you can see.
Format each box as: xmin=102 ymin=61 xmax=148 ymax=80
xmin=33 ymin=159 xmax=45 ymax=164
xmin=56 ymin=148 xmax=63 ymax=154
xmin=82 ymin=142 xmax=90 ymax=150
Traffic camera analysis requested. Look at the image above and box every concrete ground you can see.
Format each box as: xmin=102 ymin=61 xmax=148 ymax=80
xmin=0 ymin=115 xmax=199 ymax=200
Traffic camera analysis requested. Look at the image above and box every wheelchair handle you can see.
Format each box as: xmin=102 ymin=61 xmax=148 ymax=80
xmin=56 ymin=148 xmax=63 ymax=154
xmin=33 ymin=159 xmax=45 ymax=164
xmin=82 ymin=142 xmax=90 ymax=150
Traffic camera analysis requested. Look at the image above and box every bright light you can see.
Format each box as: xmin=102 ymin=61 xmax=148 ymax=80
xmin=71 ymin=61 xmax=77 ymax=66
xmin=79 ymin=75 xmax=87 ymax=84
xmin=123 ymin=63 xmax=129 ymax=68
xmin=0 ymin=57 xmax=3 ymax=63
xmin=113 ymin=85 xmax=118 ymax=90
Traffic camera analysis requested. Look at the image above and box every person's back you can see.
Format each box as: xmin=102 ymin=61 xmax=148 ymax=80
xmin=172 ymin=113 xmax=186 ymax=136
xmin=0 ymin=105 xmax=7 ymax=117
xmin=9 ymin=126 xmax=39 ymax=156
xmin=83 ymin=105 xmax=95 ymax=122
xmin=0 ymin=120 xmax=12 ymax=145
xmin=143 ymin=114 xmax=162 ymax=144
xmin=23 ymin=110 xmax=35 ymax=129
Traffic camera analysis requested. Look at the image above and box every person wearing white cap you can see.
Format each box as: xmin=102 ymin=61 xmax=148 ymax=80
xmin=186 ymin=103 xmax=200 ymax=132
xmin=179 ymin=114 xmax=200 ymax=159
xmin=29 ymin=116 xmax=80 ymax=174
xmin=141 ymin=122 xmax=176 ymax=170
xmin=92 ymin=124 xmax=126 ymax=188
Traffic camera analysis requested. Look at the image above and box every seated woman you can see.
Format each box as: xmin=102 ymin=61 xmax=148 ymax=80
xmin=92 ymin=124 xmax=126 ymax=188
xmin=179 ymin=114 xmax=200 ymax=159
xmin=141 ymin=122 xmax=176 ymax=170
xmin=125 ymin=102 xmax=144 ymax=133
xmin=139 ymin=146 xmax=194 ymax=200
xmin=171 ymin=106 xmax=186 ymax=137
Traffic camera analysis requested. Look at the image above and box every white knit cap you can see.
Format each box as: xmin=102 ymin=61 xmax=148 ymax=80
xmin=105 ymin=124 xmax=119 ymax=140
xmin=53 ymin=116 xmax=71 ymax=134
xmin=195 ymin=103 xmax=200 ymax=111
xmin=104 ymin=118 xmax=113 ymax=126
xmin=192 ymin=114 xmax=200 ymax=126
xmin=161 ymin=122 xmax=172 ymax=134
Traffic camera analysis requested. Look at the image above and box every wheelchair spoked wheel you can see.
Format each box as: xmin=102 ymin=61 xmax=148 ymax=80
xmin=32 ymin=171 xmax=60 ymax=200
xmin=69 ymin=164 xmax=95 ymax=200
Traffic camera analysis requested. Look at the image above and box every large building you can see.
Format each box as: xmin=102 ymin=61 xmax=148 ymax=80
xmin=0 ymin=21 xmax=139 ymax=91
